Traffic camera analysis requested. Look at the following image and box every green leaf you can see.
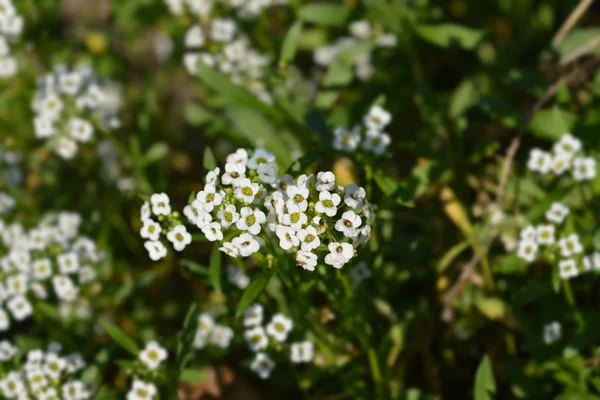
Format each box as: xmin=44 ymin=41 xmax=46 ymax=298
xmin=236 ymin=267 xmax=276 ymax=317
xmin=180 ymin=259 xmax=209 ymax=278
xmin=556 ymin=391 xmax=600 ymax=400
xmin=554 ymin=28 xmax=600 ymax=60
xmin=324 ymin=40 xmax=374 ymax=87
xmin=474 ymin=355 xmax=496 ymax=400
xmin=176 ymin=303 xmax=199 ymax=373
xmin=143 ymin=142 xmax=169 ymax=165
xmin=184 ymin=103 xmax=215 ymax=126
xmin=203 ymin=147 xmax=217 ymax=171
xmin=100 ymin=321 xmax=140 ymax=356
xmin=374 ymin=169 xmax=416 ymax=207
xmin=209 ymin=245 xmax=222 ymax=293
xmin=415 ymin=23 xmax=485 ymax=50
xmin=449 ymin=79 xmax=479 ymax=118
xmin=528 ymin=106 xmax=577 ymax=140
xmin=437 ymin=241 xmax=469 ymax=272
xmin=180 ymin=369 xmax=211 ymax=383
xmin=285 ymin=150 xmax=324 ymax=175
xmin=298 ymin=4 xmax=352 ymax=27
xmin=280 ymin=21 xmax=303 ymax=64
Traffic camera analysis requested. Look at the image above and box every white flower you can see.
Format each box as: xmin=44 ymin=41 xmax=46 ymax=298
xmin=222 ymin=162 xmax=246 ymax=185
xmin=335 ymin=210 xmax=362 ymax=238
xmin=243 ymin=304 xmax=263 ymax=327
xmin=572 ymin=157 xmax=596 ymax=181
xmin=363 ymin=130 xmax=391 ymax=155
xmin=144 ymin=240 xmax=168 ymax=261
xmin=44 ymin=353 xmax=66 ymax=380
xmin=535 ymin=225 xmax=555 ymax=245
xmin=57 ymin=252 xmax=79 ymax=274
xmin=211 ymin=18 xmax=236 ymax=42
xmin=527 ymin=149 xmax=552 ymax=173
xmin=258 ymin=163 xmax=277 ymax=184
xmin=226 ymin=265 xmax=250 ymax=289
xmin=226 ymin=148 xmax=248 ymax=165
xmin=550 ymin=154 xmax=571 ymax=175
xmin=56 ymin=137 xmax=78 ymax=159
xmin=69 ymin=118 xmax=94 ymax=142
xmin=234 ymin=178 xmax=260 ymax=204
xmin=250 ymin=352 xmax=274 ymax=379
xmin=559 ymin=258 xmax=579 ymax=280
xmin=516 ymin=239 xmax=538 ymax=263
xmin=344 ymin=184 xmax=366 ymax=210
xmin=364 ymin=105 xmax=391 ymax=131
xmin=248 ymin=148 xmax=275 ymax=170
xmin=290 ymin=341 xmax=314 ymax=363
xmin=353 ymin=225 xmax=371 ymax=245
xmin=312 ymin=216 xmax=327 ymax=235
xmin=558 ymin=234 xmax=583 ymax=257
xmin=59 ymin=72 xmax=82 ymax=95
xmin=286 ymin=185 xmax=309 ymax=211
xmin=196 ymin=185 xmax=223 ymax=212
xmin=276 ymin=225 xmax=299 ymax=250
xmin=6 ymin=274 xmax=27 ymax=295
xmin=0 ymin=310 xmax=8 ymax=331
xmin=139 ymin=341 xmax=167 ymax=370
xmin=0 ymin=341 xmax=17 ymax=361
xmin=543 ymin=321 xmax=561 ymax=345
xmin=232 ymin=233 xmax=260 ymax=257
xmin=62 ymin=381 xmax=89 ymax=400
xmin=127 ymin=380 xmax=157 ymax=400
xmin=52 ymin=275 xmax=78 ymax=302
xmin=150 ymin=193 xmax=171 ymax=216
xmin=296 ymin=250 xmax=318 ymax=271
xmin=324 ymin=242 xmax=354 ymax=268
xmin=236 ymin=207 xmax=266 ymax=235
xmin=280 ymin=205 xmax=306 ymax=232
xmin=140 ymin=202 xmax=151 ymax=221
xmin=245 ymin=326 xmax=268 ymax=352
xmin=34 ymin=116 xmax=55 ymax=138
xmin=333 ymin=126 xmax=360 ymax=152
xmin=219 ymin=242 xmax=239 ymax=258
xmin=546 ymin=203 xmax=569 ymax=224
xmin=519 ymin=225 xmax=536 ymax=241
xmin=202 ymin=222 xmax=224 ymax=242
xmin=185 ymin=24 xmax=204 ymax=48
xmin=349 ymin=20 xmax=372 ymax=39
xmin=316 ymin=171 xmax=336 ymax=192
xmin=6 ymin=295 xmax=32 ymax=320
xmin=0 ymin=372 xmax=24 ymax=398
xmin=264 ymin=192 xmax=285 ymax=216
xmin=209 ymin=325 xmax=234 ymax=349
xmin=167 ymin=224 xmax=192 ymax=251
xmin=266 ymin=313 xmax=293 ymax=342
xmin=296 ymin=226 xmax=321 ymax=252
xmin=31 ymin=258 xmax=52 ymax=281
xmin=205 ymin=167 xmax=220 ymax=186
xmin=140 ymin=219 xmax=162 ymax=241
xmin=553 ymin=133 xmax=581 ymax=159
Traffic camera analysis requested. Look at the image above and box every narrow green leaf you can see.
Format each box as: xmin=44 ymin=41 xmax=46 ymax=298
xmin=528 ymin=106 xmax=576 ymax=140
xmin=180 ymin=369 xmax=211 ymax=383
xmin=474 ymin=355 xmax=496 ymax=400
xmin=236 ymin=268 xmax=276 ymax=317
xmin=209 ymin=245 xmax=222 ymax=293
xmin=415 ymin=23 xmax=485 ymax=50
xmin=176 ymin=303 xmax=199 ymax=373
xmin=143 ymin=142 xmax=169 ymax=165
xmin=180 ymin=259 xmax=209 ymax=278
xmin=280 ymin=21 xmax=303 ymax=64
xmin=100 ymin=321 xmax=140 ymax=356
xmin=298 ymin=4 xmax=352 ymax=27
xmin=203 ymin=147 xmax=217 ymax=171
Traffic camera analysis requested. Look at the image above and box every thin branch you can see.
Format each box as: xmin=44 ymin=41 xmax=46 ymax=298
xmin=552 ymin=0 xmax=593 ymax=46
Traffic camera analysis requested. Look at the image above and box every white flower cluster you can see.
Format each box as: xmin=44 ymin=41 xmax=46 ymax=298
xmin=192 ymin=313 xmax=235 ymax=349
xmin=0 ymin=146 xmax=23 ymax=186
xmin=124 ymin=342 xmax=168 ymax=400
xmin=516 ymin=202 xmax=592 ymax=280
xmin=165 ymin=0 xmax=284 ymax=19
xmin=169 ymin=0 xmax=285 ymax=104
xmin=0 ymin=212 xmax=104 ymax=331
xmin=138 ymin=341 xmax=168 ymax=371
xmin=0 ymin=0 xmax=23 ymax=78
xmin=314 ymin=20 xmax=397 ymax=82
xmin=32 ymin=64 xmax=121 ymax=159
xmin=127 ymin=380 xmax=157 ymax=400
xmin=543 ymin=321 xmax=561 ymax=345
xmin=333 ymin=105 xmax=392 ymax=155
xmin=527 ymin=133 xmax=597 ymax=181
xmin=0 ymin=341 xmax=90 ymax=399
xmin=243 ymin=303 xmax=313 ymax=379
xmin=226 ymin=264 xmax=250 ymax=289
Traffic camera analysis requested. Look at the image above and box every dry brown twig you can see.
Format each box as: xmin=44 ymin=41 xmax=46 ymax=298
xmin=552 ymin=0 xmax=594 ymax=46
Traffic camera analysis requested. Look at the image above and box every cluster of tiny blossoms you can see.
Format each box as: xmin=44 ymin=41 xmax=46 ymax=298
xmin=32 ymin=64 xmax=121 ymax=159
xmin=0 ymin=341 xmax=90 ymax=399
xmin=333 ymin=105 xmax=392 ymax=156
xmin=0 ymin=212 xmax=104 ymax=330
xmin=314 ymin=20 xmax=397 ymax=82
xmin=516 ymin=202 xmax=589 ymax=280
xmin=0 ymin=0 xmax=23 ymax=78
xmin=192 ymin=313 xmax=235 ymax=350
xmin=0 ymin=146 xmax=23 ymax=186
xmin=167 ymin=0 xmax=285 ymax=104
xmin=243 ymin=303 xmax=313 ymax=379
xmin=124 ymin=341 xmax=168 ymax=400
xmin=527 ymin=133 xmax=597 ymax=181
